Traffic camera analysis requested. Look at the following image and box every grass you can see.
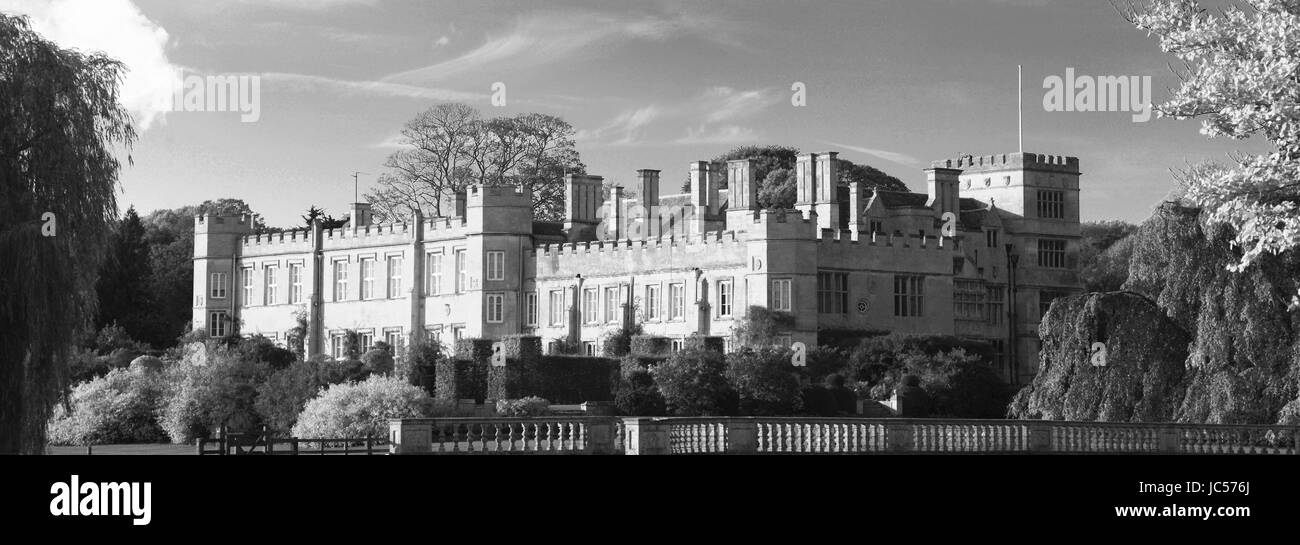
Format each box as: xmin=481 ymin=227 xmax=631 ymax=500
xmin=47 ymin=444 xmax=195 ymax=455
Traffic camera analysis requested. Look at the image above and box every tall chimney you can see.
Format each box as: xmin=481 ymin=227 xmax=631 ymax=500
xmin=795 ymin=153 xmax=818 ymax=220
xmin=637 ymin=169 xmax=660 ymax=209
xmin=925 ymin=166 xmax=961 ymax=220
xmin=814 ymin=152 xmax=840 ymax=230
xmin=350 ymin=201 xmax=373 ymax=228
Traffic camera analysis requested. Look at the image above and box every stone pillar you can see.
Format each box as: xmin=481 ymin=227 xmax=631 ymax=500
xmin=389 ymin=419 xmax=432 ymax=454
xmin=585 ymin=419 xmax=616 ymax=454
xmin=726 ymin=420 xmax=758 ymax=454
xmin=885 ymin=421 xmax=914 ymax=452
xmin=623 ymin=418 xmax=670 ymax=455
xmin=1027 ymin=422 xmax=1052 ymax=452
xmin=1158 ymin=426 xmax=1181 ymax=453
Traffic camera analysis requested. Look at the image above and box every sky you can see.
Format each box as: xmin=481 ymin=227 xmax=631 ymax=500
xmin=0 ymin=0 xmax=1274 ymax=227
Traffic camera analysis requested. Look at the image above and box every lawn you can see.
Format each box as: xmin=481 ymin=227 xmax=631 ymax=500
xmin=47 ymin=444 xmax=196 ymax=455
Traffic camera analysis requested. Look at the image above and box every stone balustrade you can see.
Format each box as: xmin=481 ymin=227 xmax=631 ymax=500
xmin=389 ymin=417 xmax=1299 ymax=455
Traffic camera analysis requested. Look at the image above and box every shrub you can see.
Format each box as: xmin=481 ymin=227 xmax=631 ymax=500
xmin=800 ymin=386 xmax=838 ymax=417
xmin=615 ymin=370 xmax=666 ymax=416
xmin=725 ymin=348 xmax=803 ymax=416
xmin=683 ymin=334 xmax=725 ymax=353
xmin=824 ymin=373 xmax=857 ymax=415
xmin=159 ymin=347 xmax=273 ymax=442
xmin=47 ymin=368 xmax=169 ymax=445
xmin=495 ymin=396 xmax=552 ymax=417
xmin=362 ymin=348 xmax=395 ymax=376
xmin=651 ymin=349 xmax=738 ymax=416
xmin=291 ymin=375 xmax=433 ymax=439
xmin=619 ymin=355 xmax=666 ymax=379
xmin=528 ymin=356 xmax=619 ymax=403
xmin=255 ymin=359 xmax=327 ymax=432
xmin=129 ymin=355 xmax=164 ymax=374
xmin=601 ymin=324 xmax=643 ymax=357
xmin=904 ymin=349 xmax=1011 ymax=419
xmin=234 ymin=335 xmax=296 ymax=370
xmin=399 ymin=341 xmax=442 ymax=391
xmin=732 ymin=306 xmax=796 ymax=348
xmin=849 ymin=333 xmax=995 ymax=395
xmin=629 ymin=335 xmax=671 ymax=356
xmin=320 ymin=357 xmax=369 ymax=384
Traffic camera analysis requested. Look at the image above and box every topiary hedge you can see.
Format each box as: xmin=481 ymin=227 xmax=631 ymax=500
xmin=630 ymin=335 xmax=671 ymax=356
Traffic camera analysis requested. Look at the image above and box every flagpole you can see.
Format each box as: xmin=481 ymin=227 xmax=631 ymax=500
xmin=1018 ymin=64 xmax=1023 ymax=153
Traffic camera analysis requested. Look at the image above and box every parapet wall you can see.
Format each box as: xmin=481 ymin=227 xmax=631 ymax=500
xmin=532 ymin=230 xmax=748 ymax=277
xmin=933 ymin=152 xmax=1079 ymax=174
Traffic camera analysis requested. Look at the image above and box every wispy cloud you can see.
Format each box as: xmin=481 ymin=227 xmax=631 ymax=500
xmin=261 ymin=72 xmax=485 ymax=101
xmin=675 ymin=125 xmax=760 ymax=145
xmin=825 ymin=141 xmax=922 ymax=167
xmin=576 ymin=106 xmax=662 ymax=146
xmin=579 ymin=86 xmax=775 ymax=147
xmin=702 ymin=86 xmax=779 ymax=123
xmin=2 ymin=0 xmax=180 ymax=130
xmin=382 ymin=10 xmax=737 ymax=84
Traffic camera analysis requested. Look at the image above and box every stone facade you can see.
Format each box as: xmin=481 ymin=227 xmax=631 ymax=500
xmin=193 ymin=150 xmax=1081 ymax=384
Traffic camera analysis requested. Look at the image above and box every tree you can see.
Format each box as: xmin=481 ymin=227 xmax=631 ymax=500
xmin=1119 ymin=1 xmax=1300 ymax=295
xmin=94 ymin=207 xmax=152 ymax=340
xmin=1078 ymin=220 xmax=1139 ymax=292
xmin=650 ymin=349 xmax=738 ymax=416
xmin=0 ymin=15 xmax=136 ymax=454
xmin=699 ymin=145 xmax=908 ymax=208
xmin=725 ymin=348 xmax=804 ymax=416
xmin=300 ymin=206 xmax=347 ymax=230
xmin=365 ymin=103 xmax=585 ymax=222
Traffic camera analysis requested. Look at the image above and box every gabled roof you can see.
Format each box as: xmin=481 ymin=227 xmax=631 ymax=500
xmin=872 ymin=190 xmax=930 ymax=208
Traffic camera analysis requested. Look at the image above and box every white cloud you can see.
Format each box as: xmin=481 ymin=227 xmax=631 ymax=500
xmin=675 ymin=125 xmax=759 ymax=145
xmin=2 ymin=0 xmax=180 ymax=130
xmin=576 ymin=105 xmax=661 ymax=146
xmin=382 ymin=10 xmax=735 ymax=84
xmin=825 ymin=141 xmax=921 ymax=167
xmin=702 ymin=86 xmax=777 ymax=123
xmin=261 ymin=72 xmax=485 ymax=101
xmin=434 ymin=35 xmax=449 ymax=47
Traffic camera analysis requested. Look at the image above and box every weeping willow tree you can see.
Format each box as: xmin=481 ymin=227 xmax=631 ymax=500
xmin=0 ymin=15 xmax=135 ymax=454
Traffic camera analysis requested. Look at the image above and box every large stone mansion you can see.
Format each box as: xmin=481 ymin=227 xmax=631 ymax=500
xmin=193 ymin=150 xmax=1081 ymax=384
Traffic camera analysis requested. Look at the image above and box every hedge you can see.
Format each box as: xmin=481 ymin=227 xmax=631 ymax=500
xmin=629 ymin=335 xmax=671 ymax=356
xmin=683 ymin=335 xmax=725 ymax=353
xmin=435 ymin=358 xmax=486 ymax=402
xmin=530 ymin=356 xmax=619 ymax=403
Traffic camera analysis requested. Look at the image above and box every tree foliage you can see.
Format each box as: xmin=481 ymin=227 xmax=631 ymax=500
xmin=366 ymin=103 xmax=585 ymax=221
xmin=0 ymin=15 xmax=136 ymax=453
xmin=1120 ymin=1 xmax=1300 ymax=295
xmin=699 ymin=145 xmax=909 ymax=209
xmin=650 ymin=349 xmax=738 ymax=416
xmin=1078 ymin=220 xmax=1139 ymax=292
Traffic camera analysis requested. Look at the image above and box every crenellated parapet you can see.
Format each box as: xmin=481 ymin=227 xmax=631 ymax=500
xmin=240 ymin=229 xmax=313 ymax=255
xmin=932 ymin=152 xmax=1079 ymax=174
xmin=533 ymin=229 xmax=744 ymax=258
xmin=321 ymin=221 xmax=418 ymax=250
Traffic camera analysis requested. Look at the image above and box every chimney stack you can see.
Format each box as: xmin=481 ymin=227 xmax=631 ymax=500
xmin=350 ymin=201 xmax=373 ymax=228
